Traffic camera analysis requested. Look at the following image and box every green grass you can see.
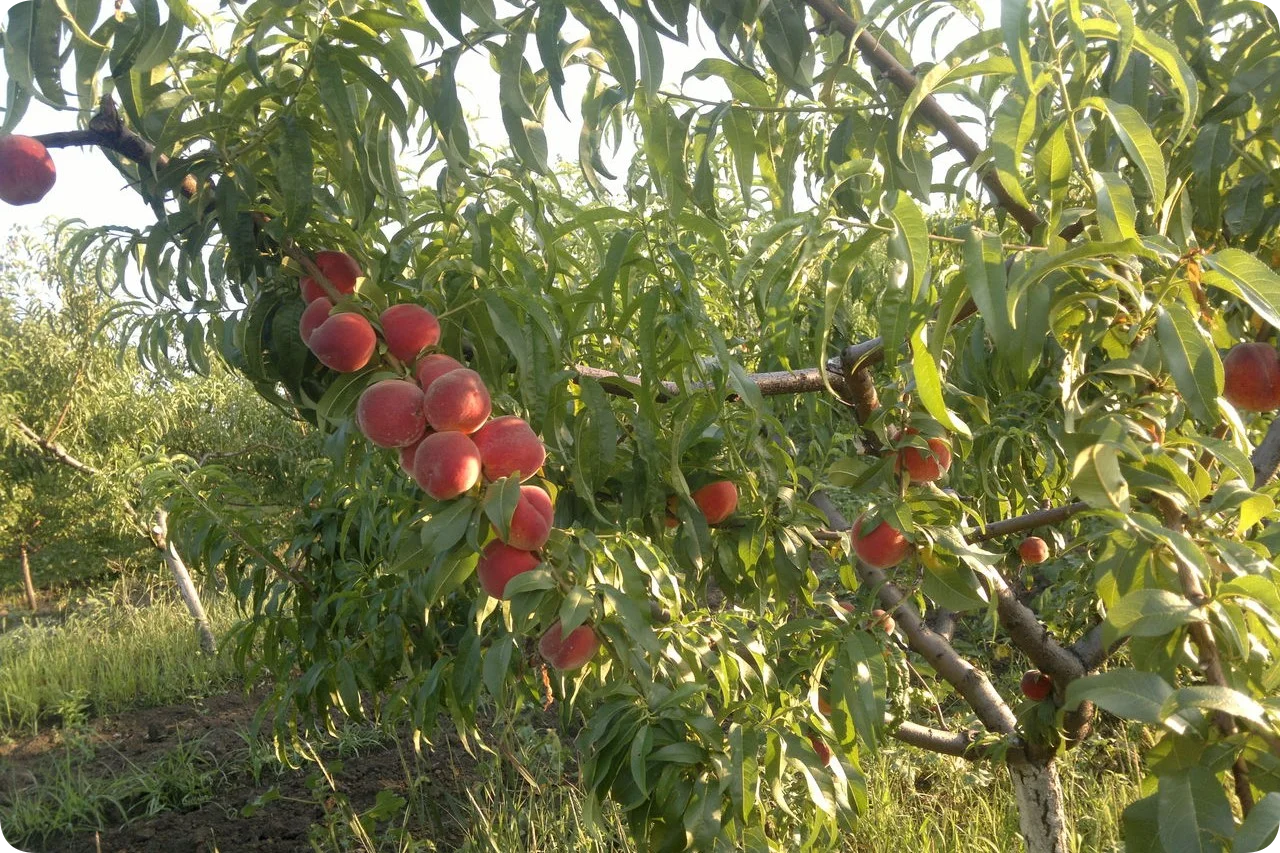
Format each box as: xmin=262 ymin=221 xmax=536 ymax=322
xmin=0 ymin=573 xmax=239 ymax=735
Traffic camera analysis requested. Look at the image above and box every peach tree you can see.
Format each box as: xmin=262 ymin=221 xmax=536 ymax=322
xmin=3 ymin=0 xmax=1280 ymax=850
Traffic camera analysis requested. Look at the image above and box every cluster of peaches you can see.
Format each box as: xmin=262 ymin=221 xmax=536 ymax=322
xmin=296 ymin=250 xmax=596 ymax=671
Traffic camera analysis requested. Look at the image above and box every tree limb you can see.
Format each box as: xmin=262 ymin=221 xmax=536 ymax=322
xmin=1251 ymin=418 xmax=1280 ymax=488
xmin=891 ymin=720 xmax=986 ymax=760
xmin=963 ymin=502 xmax=1091 ymax=543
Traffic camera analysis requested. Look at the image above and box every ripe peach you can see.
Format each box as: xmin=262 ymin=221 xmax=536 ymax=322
xmin=870 ymin=608 xmax=895 ymax=634
xmin=895 ymin=428 xmax=952 ymax=484
xmin=300 ymin=250 xmax=362 ymax=303
xmin=501 ymin=485 xmax=554 ymax=551
xmin=414 ymin=353 xmax=465 ymax=392
xmin=1020 ymin=669 xmax=1053 ymax=700
xmin=423 ymin=368 xmax=491 ymax=433
xmin=476 ymin=541 xmax=541 ymax=599
xmin=298 ymin=297 xmax=332 ymax=343
xmin=307 ymin=312 xmax=377 ymax=372
xmin=398 ymin=437 xmax=424 ymax=475
xmin=380 ymin=304 xmax=440 ymax=362
xmin=471 ymin=416 xmax=546 ymax=482
xmin=691 ymin=480 xmax=738 ymax=525
xmin=851 ymin=514 xmax=911 ymax=569
xmin=1019 ymin=536 xmax=1049 ymax=565
xmin=538 ymin=620 xmax=599 ymax=670
xmin=411 ymin=431 xmax=482 ymax=499
xmin=664 ymin=496 xmax=680 ymax=528
xmin=355 ymin=380 xmax=427 ymax=448
xmin=808 ymin=733 xmax=833 ymax=766
xmin=1223 ymin=342 xmax=1280 ymax=412
xmin=0 ymin=135 xmax=55 ymax=205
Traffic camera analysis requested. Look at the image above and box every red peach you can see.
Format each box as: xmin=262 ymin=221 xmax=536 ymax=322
xmin=307 ymin=312 xmax=377 ymax=372
xmin=1223 ymin=342 xmax=1280 ymax=412
xmin=501 ymin=485 xmax=554 ymax=551
xmin=0 ymin=135 xmax=55 ymax=205
xmin=399 ymin=437 xmax=424 ymax=475
xmin=380 ymin=304 xmax=441 ymax=362
xmin=1020 ymin=669 xmax=1053 ymax=700
xmin=414 ymin=353 xmax=465 ymax=392
xmin=870 ymin=608 xmax=895 ymax=634
xmin=355 ymin=379 xmax=428 ymax=448
xmin=808 ymin=733 xmax=833 ymax=766
xmin=1019 ymin=536 xmax=1049 ymax=565
xmin=299 ymin=297 xmax=332 ymax=343
xmin=851 ymin=514 xmax=911 ymax=569
xmin=471 ymin=416 xmax=546 ymax=482
xmin=475 ymin=541 xmax=541 ymax=599
xmin=423 ymin=368 xmax=492 ymax=433
xmin=895 ymin=430 xmax=952 ymax=484
xmin=300 ymin=250 xmax=362 ymax=303
xmin=412 ymin=431 xmax=482 ymax=499
xmin=691 ymin=480 xmax=738 ymax=525
xmin=538 ymin=620 xmax=599 ymax=670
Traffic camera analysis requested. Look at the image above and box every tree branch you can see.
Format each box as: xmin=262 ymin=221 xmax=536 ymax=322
xmin=1250 ymin=418 xmax=1280 ymax=488
xmin=891 ymin=720 xmax=986 ymax=760
xmin=572 ymin=363 xmax=849 ymax=401
xmin=963 ymin=501 xmax=1090 ymax=543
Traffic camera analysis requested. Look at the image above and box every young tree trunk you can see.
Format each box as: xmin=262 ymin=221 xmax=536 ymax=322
xmin=151 ymin=510 xmax=217 ymax=656
xmin=19 ymin=542 xmax=37 ymax=612
xmin=1008 ymin=758 xmax=1070 ymax=853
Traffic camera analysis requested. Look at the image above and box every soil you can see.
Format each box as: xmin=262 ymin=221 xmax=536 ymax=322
xmin=1 ymin=687 xmax=479 ymax=852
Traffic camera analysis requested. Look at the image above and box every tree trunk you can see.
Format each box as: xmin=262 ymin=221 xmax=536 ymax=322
xmin=1008 ymin=758 xmax=1070 ymax=853
xmin=151 ymin=510 xmax=217 ymax=656
xmin=19 ymin=542 xmax=37 ymax=612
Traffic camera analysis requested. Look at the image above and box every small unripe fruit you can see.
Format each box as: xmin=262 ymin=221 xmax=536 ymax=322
xmin=1222 ymin=342 xmax=1280 ymax=412
xmin=691 ymin=480 xmax=738 ymax=525
xmin=1020 ymin=669 xmax=1053 ymax=701
xmin=307 ymin=312 xmax=377 ymax=372
xmin=412 ymin=431 xmax=482 ymax=499
xmin=895 ymin=429 xmax=952 ymax=484
xmin=476 ymin=541 xmax=541 ymax=599
xmin=539 ymin=620 xmax=599 ymax=671
xmin=472 ymin=416 xmax=546 ymax=482
xmin=0 ymin=135 xmax=56 ymax=205
xmin=870 ymin=608 xmax=895 ymax=634
xmin=298 ymin=297 xmax=332 ymax=343
xmin=414 ymin=353 xmax=465 ymax=392
xmin=1019 ymin=536 xmax=1049 ymax=566
xmin=423 ymin=368 xmax=492 ymax=433
xmin=300 ymin=250 xmax=362 ymax=303
xmin=356 ymin=380 xmax=428 ymax=448
xmin=501 ymin=485 xmax=554 ymax=551
xmin=851 ymin=514 xmax=911 ymax=569
xmin=380 ymin=304 xmax=440 ymax=362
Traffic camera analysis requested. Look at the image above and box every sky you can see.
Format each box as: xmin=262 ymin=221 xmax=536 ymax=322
xmin=0 ymin=0 xmax=1009 ymax=241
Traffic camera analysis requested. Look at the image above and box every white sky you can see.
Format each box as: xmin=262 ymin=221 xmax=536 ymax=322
xmin=0 ymin=1 xmax=1012 ymax=241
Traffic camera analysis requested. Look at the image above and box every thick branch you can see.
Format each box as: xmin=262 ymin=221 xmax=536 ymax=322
xmin=964 ymin=502 xmax=1090 ymax=543
xmin=891 ymin=720 xmax=985 ymax=760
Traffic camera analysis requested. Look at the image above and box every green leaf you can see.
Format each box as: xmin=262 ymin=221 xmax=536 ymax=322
xmin=1001 ymin=0 xmax=1033 ymax=89
xmin=1162 ymin=685 xmax=1271 ymax=729
xmin=1071 ymin=442 xmax=1130 ymax=512
xmin=1201 ymin=249 xmax=1280 ymax=331
xmin=962 ymin=228 xmax=1013 ymax=355
xmin=1061 ymin=669 xmax=1173 ymax=725
xmin=558 ymin=585 xmax=593 ymax=635
xmin=274 ymin=115 xmax=313 ymax=236
xmin=1155 ymin=303 xmax=1221 ymax=426
xmin=910 ymin=324 xmax=970 ymax=437
xmin=1105 ymin=588 xmax=1201 ymax=639
xmin=1092 ymin=171 xmax=1138 ymax=242
xmin=1156 ymin=768 xmax=1234 ymax=853
xmin=422 ymin=0 xmax=463 ymax=40
xmin=1235 ymin=792 xmax=1280 ymax=853
xmin=566 ymin=0 xmax=636 ymax=97
xmin=4 ymin=1 xmax=67 ymax=108
xmin=1100 ymin=98 xmax=1167 ymax=204
xmin=481 ymin=477 xmax=522 ymax=541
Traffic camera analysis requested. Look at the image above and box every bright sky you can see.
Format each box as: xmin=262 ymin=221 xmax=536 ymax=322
xmin=0 ymin=0 xmax=1002 ymax=241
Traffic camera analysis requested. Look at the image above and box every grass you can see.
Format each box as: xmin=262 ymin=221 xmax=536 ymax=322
xmin=0 ymin=573 xmax=239 ymax=735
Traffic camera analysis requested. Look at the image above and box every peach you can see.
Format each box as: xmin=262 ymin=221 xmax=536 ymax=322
xmin=808 ymin=733 xmax=833 ymax=766
xmin=0 ymin=135 xmax=55 ymax=205
xmin=298 ymin=297 xmax=332 ymax=343
xmin=307 ymin=312 xmax=377 ymax=372
xmin=895 ymin=429 xmax=952 ymax=484
xmin=471 ymin=416 xmax=546 ymax=482
xmin=870 ymin=608 xmax=895 ymax=634
xmin=380 ymin=304 xmax=440 ymax=362
xmin=1223 ymin=342 xmax=1280 ymax=412
xmin=476 ymin=541 xmax=541 ymax=599
xmin=664 ymin=495 xmax=680 ymax=528
xmin=500 ymin=485 xmax=554 ymax=551
xmin=300 ymin=250 xmax=362 ymax=303
xmin=423 ymin=368 xmax=491 ymax=433
xmin=412 ymin=431 xmax=482 ymax=499
xmin=415 ymin=353 xmax=465 ymax=393
xmin=538 ymin=620 xmax=599 ymax=671
xmin=398 ymin=437 xmax=424 ymax=475
xmin=356 ymin=380 xmax=427 ymax=448
xmin=1020 ymin=669 xmax=1053 ymax=700
xmin=1019 ymin=536 xmax=1049 ymax=565
xmin=851 ymin=514 xmax=911 ymax=569
xmin=692 ymin=481 xmax=738 ymax=525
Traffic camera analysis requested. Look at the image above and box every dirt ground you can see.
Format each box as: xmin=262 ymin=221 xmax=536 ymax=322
xmin=1 ymin=688 xmax=479 ymax=852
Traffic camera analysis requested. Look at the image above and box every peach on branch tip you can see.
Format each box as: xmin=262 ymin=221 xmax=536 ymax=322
xmin=298 ymin=297 xmax=332 ymax=344
xmin=380 ymin=304 xmax=441 ymax=362
xmin=414 ymin=353 xmax=465 ymax=392
xmin=851 ymin=514 xmax=911 ymax=569
xmin=423 ymin=368 xmax=492 ymax=433
xmin=894 ymin=429 xmax=952 ymax=484
xmin=307 ymin=312 xmax=377 ymax=373
xmin=476 ymin=541 xmax=541 ymax=599
xmin=538 ymin=620 xmax=599 ymax=671
xmin=1020 ymin=669 xmax=1053 ymax=701
xmin=0 ymin=135 xmax=55 ymax=205
xmin=411 ymin=431 xmax=482 ymax=500
xmin=1223 ymin=342 xmax=1280 ymax=412
xmin=501 ymin=485 xmax=554 ymax=551
xmin=691 ymin=480 xmax=738 ymax=525
xmin=472 ymin=416 xmax=546 ymax=482
xmin=356 ymin=380 xmax=428 ymax=448
xmin=1018 ymin=536 xmax=1049 ymax=566
xmin=300 ymin=250 xmax=362 ymax=303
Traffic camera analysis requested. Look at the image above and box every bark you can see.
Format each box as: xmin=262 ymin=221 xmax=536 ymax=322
xmin=19 ymin=542 xmax=37 ymax=612
xmin=151 ymin=510 xmax=217 ymax=656
xmin=1008 ymin=760 xmax=1071 ymax=853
